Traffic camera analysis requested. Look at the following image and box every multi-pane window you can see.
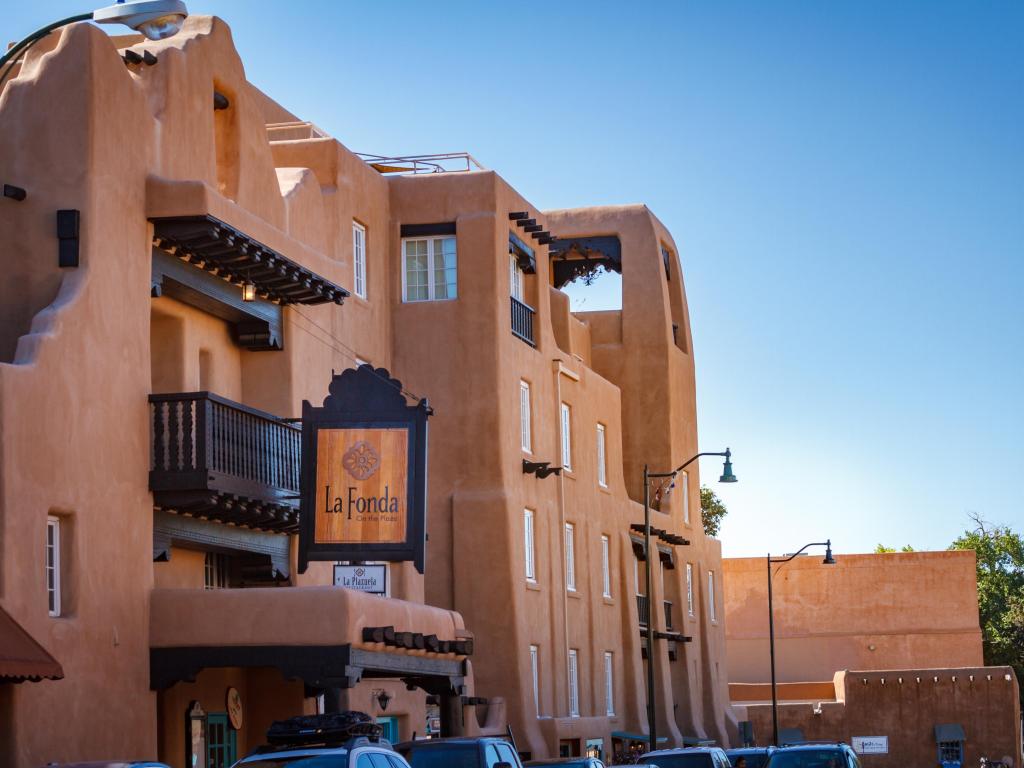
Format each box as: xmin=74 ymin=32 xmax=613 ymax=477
xmin=530 ymin=645 xmax=540 ymax=715
xmin=708 ymin=570 xmax=717 ymax=622
xmin=568 ymin=649 xmax=580 ymax=717
xmin=402 ymin=236 xmax=457 ymax=302
xmin=938 ymin=742 xmax=963 ymax=764
xmin=565 ymin=523 xmax=576 ymax=592
xmin=604 ymin=651 xmax=615 ymax=716
xmin=353 ymin=221 xmax=367 ymax=299
xmin=560 ymin=402 xmax=572 ymax=471
xmin=205 ymin=552 xmax=230 ymax=590
xmin=682 ymin=470 xmax=690 ymax=524
xmin=524 ymin=509 xmax=536 ymax=582
xmin=46 ymin=517 xmax=60 ymax=617
xmin=520 ymin=381 xmax=532 ymax=453
xmin=686 ymin=563 xmax=694 ymax=616
xmin=601 ymin=535 xmax=612 ymax=598
xmin=510 ymin=254 xmax=524 ymax=301
xmin=596 ymin=423 xmax=607 ymax=487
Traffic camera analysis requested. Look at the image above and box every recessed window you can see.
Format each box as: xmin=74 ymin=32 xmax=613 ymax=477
xmin=708 ymin=570 xmax=717 ymax=622
xmin=510 ymin=253 xmax=525 ymax=301
xmin=204 ymin=552 xmax=230 ymax=590
xmin=601 ymin=535 xmax=612 ymax=598
xmin=46 ymin=517 xmax=61 ymax=617
xmin=530 ymin=644 xmax=540 ymax=715
xmin=353 ymin=221 xmax=367 ymax=299
xmin=686 ymin=563 xmax=694 ymax=617
xmin=560 ymin=403 xmax=572 ymax=471
xmin=520 ymin=381 xmax=532 ymax=453
xmin=596 ymin=423 xmax=607 ymax=487
xmin=604 ymin=651 xmax=615 ymax=716
xmin=682 ymin=471 xmax=689 ymax=524
xmin=565 ymin=523 xmax=576 ymax=592
xmin=402 ymin=236 xmax=457 ymax=302
xmin=524 ymin=509 xmax=536 ymax=583
xmin=568 ymin=649 xmax=580 ymax=717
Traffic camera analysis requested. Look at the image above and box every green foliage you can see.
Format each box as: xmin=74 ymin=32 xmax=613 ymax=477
xmin=949 ymin=513 xmax=1024 ymax=702
xmin=700 ymin=485 xmax=728 ymax=538
xmin=874 ymin=544 xmax=915 ymax=553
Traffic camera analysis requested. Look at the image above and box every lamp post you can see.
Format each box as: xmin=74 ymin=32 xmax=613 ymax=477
xmin=767 ymin=540 xmax=835 ymax=747
xmin=643 ymin=448 xmax=736 ymax=754
xmin=0 ymin=1 xmax=189 ymax=81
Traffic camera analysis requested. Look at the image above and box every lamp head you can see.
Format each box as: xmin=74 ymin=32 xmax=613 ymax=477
xmin=93 ymin=0 xmax=189 ymax=41
xmin=823 ymin=540 xmax=836 ymax=565
xmin=376 ymin=689 xmax=392 ymax=711
xmin=719 ymin=448 xmax=737 ymax=483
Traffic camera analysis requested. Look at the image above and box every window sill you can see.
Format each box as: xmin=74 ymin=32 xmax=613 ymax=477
xmin=562 ymin=469 xmax=576 ymax=480
xmin=526 ymin=580 xmax=541 ymax=592
xmin=351 ymin=294 xmax=370 ymax=306
xmin=567 ymin=589 xmax=582 ymax=599
xmin=598 ymin=484 xmax=612 ymax=495
xmin=602 ymin=595 xmax=615 ymax=606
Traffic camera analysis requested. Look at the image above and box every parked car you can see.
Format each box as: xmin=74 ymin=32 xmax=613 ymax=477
xmin=764 ymin=743 xmax=861 ymax=768
xmin=43 ymin=764 xmax=171 ymax=768
xmin=526 ymin=758 xmax=605 ymax=768
xmin=725 ymin=747 xmax=775 ymax=768
xmin=396 ymin=736 xmax=523 ymax=768
xmin=236 ymin=712 xmax=411 ymax=768
xmin=641 ymin=748 xmax=732 ymax=768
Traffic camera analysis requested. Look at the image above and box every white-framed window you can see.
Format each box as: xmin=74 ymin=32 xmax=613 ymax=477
xmin=510 ymin=253 xmax=524 ymax=301
xmin=568 ymin=649 xmax=580 ymax=717
xmin=530 ymin=645 xmax=540 ymax=715
xmin=520 ymin=380 xmax=532 ymax=453
xmin=353 ymin=221 xmax=367 ymax=299
xmin=604 ymin=651 xmax=615 ymax=716
xmin=204 ymin=552 xmax=230 ymax=590
xmin=560 ymin=402 xmax=572 ymax=471
xmin=708 ymin=570 xmax=717 ymax=622
xmin=46 ymin=517 xmax=61 ymax=617
xmin=524 ymin=509 xmax=536 ymax=582
xmin=565 ymin=523 xmax=576 ymax=592
xmin=596 ymin=423 xmax=607 ymax=487
xmin=402 ymin=236 xmax=457 ymax=302
xmin=634 ymin=557 xmax=642 ymax=596
xmin=682 ymin=470 xmax=690 ymax=524
xmin=601 ymin=535 xmax=612 ymax=598
xmin=686 ymin=563 xmax=694 ymax=616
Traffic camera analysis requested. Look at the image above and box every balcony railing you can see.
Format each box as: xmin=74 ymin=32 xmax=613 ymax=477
xmin=636 ymin=594 xmax=650 ymax=627
xmin=511 ymin=296 xmax=536 ymax=346
xmin=664 ymin=600 xmax=674 ymax=630
xmin=149 ymin=392 xmax=301 ymax=532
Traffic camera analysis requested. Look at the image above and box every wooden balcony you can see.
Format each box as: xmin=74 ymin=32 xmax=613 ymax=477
xmin=511 ymin=295 xmax=536 ymax=346
xmin=149 ymin=392 xmax=300 ymax=532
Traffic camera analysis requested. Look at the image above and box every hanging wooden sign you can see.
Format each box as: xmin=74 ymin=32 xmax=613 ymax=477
xmin=299 ymin=365 xmax=430 ymax=573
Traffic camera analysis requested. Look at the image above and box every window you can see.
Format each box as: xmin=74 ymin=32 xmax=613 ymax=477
xmin=601 ymin=535 xmax=611 ymax=598
xmin=604 ymin=651 xmax=614 ymax=716
xmin=938 ymin=742 xmax=963 ymax=764
xmin=510 ymin=253 xmax=524 ymax=301
xmin=353 ymin=221 xmax=367 ymax=299
xmin=567 ymin=649 xmax=580 ymax=717
xmin=530 ymin=645 xmax=540 ymax=715
xmin=205 ymin=552 xmax=230 ymax=589
xmin=681 ymin=470 xmax=689 ymax=524
xmin=560 ymin=402 xmax=572 ymax=471
xmin=686 ymin=563 xmax=694 ymax=616
xmin=708 ymin=570 xmax=717 ymax=622
xmin=520 ymin=381 xmax=532 ymax=453
xmin=565 ymin=523 xmax=576 ymax=592
xmin=524 ymin=509 xmax=536 ymax=582
xmin=46 ymin=517 xmax=60 ymax=617
xmin=596 ymin=424 xmax=607 ymax=487
xmin=402 ymin=236 xmax=457 ymax=302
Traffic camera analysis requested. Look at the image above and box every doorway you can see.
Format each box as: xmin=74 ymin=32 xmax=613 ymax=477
xmin=559 ymin=739 xmax=581 ymax=758
xmin=207 ymin=712 xmax=237 ymax=768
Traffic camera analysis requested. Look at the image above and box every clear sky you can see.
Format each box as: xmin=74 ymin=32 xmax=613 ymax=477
xmin=9 ymin=1 xmax=1022 ymax=556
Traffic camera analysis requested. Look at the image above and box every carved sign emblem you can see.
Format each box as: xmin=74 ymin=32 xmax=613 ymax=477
xmin=342 ymin=440 xmax=380 ymax=480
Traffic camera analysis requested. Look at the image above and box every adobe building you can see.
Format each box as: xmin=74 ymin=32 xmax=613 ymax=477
xmin=0 ymin=13 xmax=737 ymax=767
xmin=723 ymin=552 xmax=1022 ymax=767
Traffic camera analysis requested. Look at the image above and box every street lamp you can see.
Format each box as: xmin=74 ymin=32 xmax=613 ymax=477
xmin=642 ymin=448 xmax=736 ymax=754
xmin=0 ymin=1 xmax=189 ymax=74
xmin=767 ymin=540 xmax=835 ymax=747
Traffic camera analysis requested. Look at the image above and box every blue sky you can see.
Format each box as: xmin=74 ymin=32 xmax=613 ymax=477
xmin=10 ymin=1 xmax=1022 ymax=556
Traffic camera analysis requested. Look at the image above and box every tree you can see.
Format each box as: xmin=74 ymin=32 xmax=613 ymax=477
xmin=874 ymin=544 xmax=915 ymax=553
xmin=700 ymin=485 xmax=728 ymax=538
xmin=949 ymin=513 xmax=1024 ymax=703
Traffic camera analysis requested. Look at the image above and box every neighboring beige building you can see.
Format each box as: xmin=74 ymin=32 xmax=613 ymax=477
xmin=0 ymin=14 xmax=736 ymax=767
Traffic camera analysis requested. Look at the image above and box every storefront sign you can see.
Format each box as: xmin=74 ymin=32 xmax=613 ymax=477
xmin=852 ymin=736 xmax=888 ymax=755
xmin=334 ymin=564 xmax=388 ymax=594
xmin=226 ymin=687 xmax=243 ymax=730
xmin=299 ymin=366 xmax=430 ymax=573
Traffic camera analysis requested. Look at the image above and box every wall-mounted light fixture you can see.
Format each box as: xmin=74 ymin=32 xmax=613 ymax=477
xmin=241 ymin=282 xmax=256 ymax=302
xmin=375 ymin=689 xmax=392 ymax=711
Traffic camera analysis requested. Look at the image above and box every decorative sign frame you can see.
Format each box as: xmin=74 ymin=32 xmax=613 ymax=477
xmin=852 ymin=736 xmax=889 ymax=755
xmin=299 ymin=366 xmax=430 ymax=573
xmin=334 ymin=563 xmax=388 ymax=594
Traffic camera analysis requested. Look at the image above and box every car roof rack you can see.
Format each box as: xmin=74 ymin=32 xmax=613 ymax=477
xmin=264 ymin=712 xmax=385 ymax=748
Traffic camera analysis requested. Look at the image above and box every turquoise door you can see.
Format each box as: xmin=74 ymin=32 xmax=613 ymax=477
xmin=376 ymin=716 xmax=399 ymax=743
xmin=207 ymin=713 xmax=237 ymax=768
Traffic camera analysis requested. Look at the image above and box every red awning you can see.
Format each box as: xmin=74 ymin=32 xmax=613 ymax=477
xmin=0 ymin=605 xmax=63 ymax=682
